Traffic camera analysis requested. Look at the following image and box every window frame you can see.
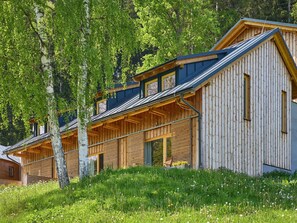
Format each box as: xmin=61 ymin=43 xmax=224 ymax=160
xmin=144 ymin=134 xmax=172 ymax=166
xmin=281 ymin=90 xmax=287 ymax=133
xmin=144 ymin=78 xmax=158 ymax=97
xmin=8 ymin=166 xmax=14 ymax=177
xmin=96 ymin=99 xmax=107 ymax=115
xmin=243 ymin=73 xmax=251 ymax=121
xmin=161 ymin=72 xmax=176 ymax=91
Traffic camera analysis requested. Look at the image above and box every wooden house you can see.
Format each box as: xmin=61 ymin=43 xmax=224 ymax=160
xmin=3 ymin=19 xmax=297 ymax=184
xmin=0 ymin=145 xmax=21 ymax=185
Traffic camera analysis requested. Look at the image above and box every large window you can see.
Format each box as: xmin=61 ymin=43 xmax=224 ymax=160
xmin=145 ymin=79 xmax=158 ymax=97
xmin=244 ymin=74 xmax=251 ymax=120
xmin=88 ymin=154 xmax=104 ymax=176
xmin=96 ymin=100 xmax=107 ymax=115
xmin=282 ymin=91 xmax=287 ymax=133
xmin=144 ymin=137 xmax=172 ymax=166
xmin=162 ymin=72 xmax=176 ymax=90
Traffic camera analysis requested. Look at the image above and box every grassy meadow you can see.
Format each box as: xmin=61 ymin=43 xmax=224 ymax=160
xmin=0 ymin=167 xmax=297 ymax=222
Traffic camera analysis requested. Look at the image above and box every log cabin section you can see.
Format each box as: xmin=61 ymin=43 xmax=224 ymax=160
xmin=3 ymin=27 xmax=297 ymax=183
xmin=0 ymin=146 xmax=21 ymax=185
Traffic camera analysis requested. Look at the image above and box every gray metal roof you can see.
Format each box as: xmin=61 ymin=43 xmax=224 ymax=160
xmin=0 ymin=145 xmax=20 ymax=163
xmin=4 ymin=28 xmax=287 ymax=154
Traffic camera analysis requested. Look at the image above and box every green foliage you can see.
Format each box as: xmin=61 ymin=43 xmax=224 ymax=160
xmin=55 ymin=0 xmax=137 ymax=106
xmin=1 ymin=167 xmax=297 ymax=222
xmin=133 ymin=0 xmax=220 ymax=72
xmin=0 ymin=1 xmax=48 ymax=124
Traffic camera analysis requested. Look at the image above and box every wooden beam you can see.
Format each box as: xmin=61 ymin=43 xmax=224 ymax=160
xmin=30 ymin=143 xmax=42 ymax=149
xmin=62 ymin=131 xmax=75 ymax=139
xmin=88 ymin=130 xmax=100 ymax=136
xmin=149 ymin=108 xmax=168 ymax=117
xmin=41 ymin=144 xmax=52 ymax=150
xmin=103 ymin=123 xmax=120 ymax=131
xmin=176 ymin=54 xmax=218 ymax=66
xmin=124 ymin=116 xmax=141 ymax=124
xmin=27 ymin=148 xmax=41 ymax=154
xmin=62 ymin=139 xmax=74 ymax=145
xmin=106 ymin=116 xmax=124 ymax=124
xmin=13 ymin=153 xmax=28 ymax=158
xmin=91 ymin=122 xmax=103 ymax=129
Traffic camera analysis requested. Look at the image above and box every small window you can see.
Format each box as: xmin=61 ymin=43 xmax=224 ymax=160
xmin=9 ymin=166 xmax=14 ymax=177
xmin=39 ymin=125 xmax=45 ymax=135
xmin=244 ymin=74 xmax=251 ymax=120
xmin=33 ymin=123 xmax=38 ymax=137
xmin=162 ymin=72 xmax=176 ymax=90
xmin=282 ymin=91 xmax=287 ymax=133
xmin=145 ymin=79 xmax=158 ymax=97
xmin=96 ymin=100 xmax=107 ymax=115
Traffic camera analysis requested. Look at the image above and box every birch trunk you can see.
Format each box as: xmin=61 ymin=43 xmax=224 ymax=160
xmin=77 ymin=0 xmax=91 ymax=179
xmin=35 ymin=2 xmax=70 ymax=188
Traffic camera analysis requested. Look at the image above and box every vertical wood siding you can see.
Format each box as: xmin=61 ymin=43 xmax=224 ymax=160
xmin=234 ymin=28 xmax=297 ymax=64
xmin=202 ymin=40 xmax=292 ymax=175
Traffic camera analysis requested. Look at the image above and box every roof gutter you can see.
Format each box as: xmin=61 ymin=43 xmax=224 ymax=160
xmin=6 ymin=154 xmax=20 ymax=164
xmin=180 ymin=93 xmax=203 ymax=169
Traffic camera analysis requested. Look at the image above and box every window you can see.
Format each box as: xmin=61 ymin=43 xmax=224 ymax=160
xmin=162 ymin=72 xmax=176 ymax=90
xmin=144 ymin=137 xmax=172 ymax=166
xmin=244 ymin=74 xmax=251 ymax=120
xmin=88 ymin=154 xmax=104 ymax=175
xmin=9 ymin=166 xmax=14 ymax=177
xmin=96 ymin=100 xmax=107 ymax=115
xmin=282 ymin=91 xmax=287 ymax=133
xmin=145 ymin=79 xmax=158 ymax=97
xmin=39 ymin=125 xmax=45 ymax=135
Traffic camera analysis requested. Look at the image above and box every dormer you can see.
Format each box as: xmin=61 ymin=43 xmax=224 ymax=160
xmin=31 ymin=122 xmax=49 ymax=137
xmin=93 ymin=82 xmax=140 ymax=116
xmin=134 ymin=51 xmax=229 ymax=98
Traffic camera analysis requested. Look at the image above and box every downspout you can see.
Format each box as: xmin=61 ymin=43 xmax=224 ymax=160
xmin=180 ymin=94 xmax=203 ymax=169
xmin=6 ymin=154 xmax=20 ymax=165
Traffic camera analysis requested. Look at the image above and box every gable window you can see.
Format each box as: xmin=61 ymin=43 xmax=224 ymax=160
xmin=282 ymin=91 xmax=287 ymax=133
xmin=96 ymin=100 xmax=107 ymax=115
xmin=162 ymin=72 xmax=176 ymax=90
xmin=144 ymin=137 xmax=172 ymax=166
xmin=9 ymin=166 xmax=14 ymax=177
xmin=145 ymin=79 xmax=158 ymax=97
xmin=244 ymin=74 xmax=251 ymax=120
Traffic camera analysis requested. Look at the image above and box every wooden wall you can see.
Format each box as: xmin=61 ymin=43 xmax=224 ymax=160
xmin=171 ymin=120 xmax=191 ymax=163
xmin=127 ymin=133 xmax=144 ymax=166
xmin=21 ymin=96 xmax=199 ymax=179
xmin=233 ymin=27 xmax=297 ymax=65
xmin=202 ymin=40 xmax=292 ymax=175
xmin=104 ymin=140 xmax=118 ymax=169
xmin=0 ymin=159 xmax=20 ymax=181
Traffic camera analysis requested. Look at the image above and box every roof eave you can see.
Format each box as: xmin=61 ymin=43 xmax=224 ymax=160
xmin=212 ymin=18 xmax=297 ymax=51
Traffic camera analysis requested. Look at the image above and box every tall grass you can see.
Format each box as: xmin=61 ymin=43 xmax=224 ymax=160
xmin=0 ymin=167 xmax=297 ymax=222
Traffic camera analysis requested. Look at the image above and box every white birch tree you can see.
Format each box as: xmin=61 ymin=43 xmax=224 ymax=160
xmin=56 ymin=0 xmax=137 ymax=179
xmin=34 ymin=1 xmax=70 ymax=188
xmin=0 ymin=1 xmax=70 ymax=188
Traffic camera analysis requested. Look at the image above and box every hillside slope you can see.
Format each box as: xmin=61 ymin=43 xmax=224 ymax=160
xmin=1 ymin=167 xmax=297 ymax=222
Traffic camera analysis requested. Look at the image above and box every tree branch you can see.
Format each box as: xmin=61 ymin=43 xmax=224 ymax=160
xmin=20 ymin=7 xmax=45 ymax=46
